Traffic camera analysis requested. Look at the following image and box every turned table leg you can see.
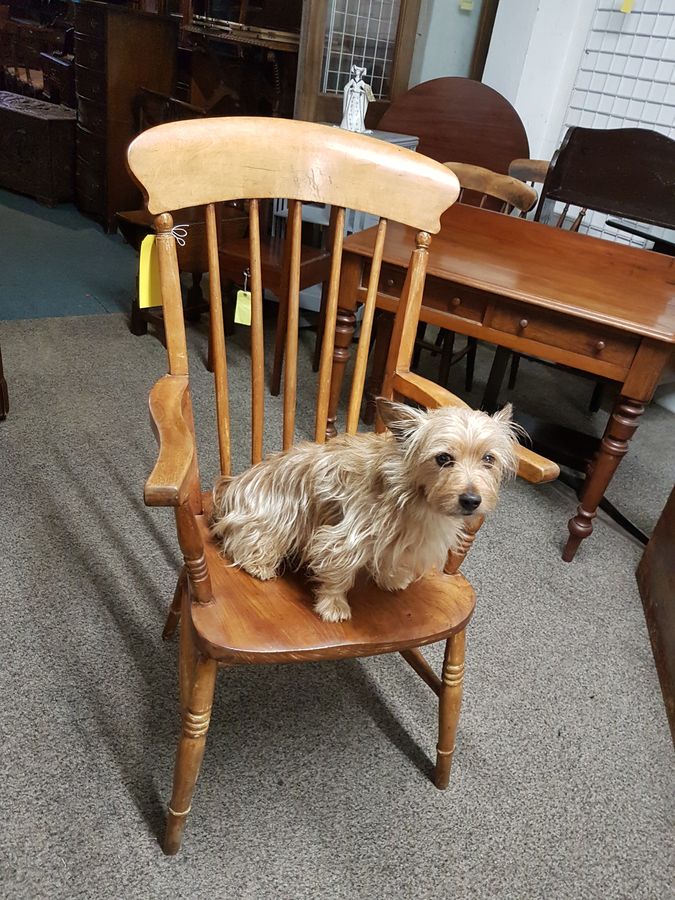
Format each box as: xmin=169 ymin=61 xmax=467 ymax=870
xmin=326 ymin=253 xmax=362 ymax=440
xmin=563 ymin=395 xmax=645 ymax=561
xmin=325 ymin=308 xmax=357 ymax=439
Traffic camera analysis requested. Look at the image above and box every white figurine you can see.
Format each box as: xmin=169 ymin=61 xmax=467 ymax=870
xmin=340 ymin=64 xmax=375 ymax=133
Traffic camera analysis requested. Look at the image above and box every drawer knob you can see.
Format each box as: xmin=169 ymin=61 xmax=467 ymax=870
xmin=386 ymin=278 xmax=394 ymax=288
xmin=519 ymin=318 xmax=529 ymax=329
xmin=595 ymin=340 xmax=606 ymax=352
xmin=451 ymin=296 xmax=461 ymax=307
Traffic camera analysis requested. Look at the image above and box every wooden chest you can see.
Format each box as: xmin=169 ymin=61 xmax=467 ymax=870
xmin=73 ymin=1 xmax=178 ymax=231
xmin=0 ymin=91 xmax=76 ymax=204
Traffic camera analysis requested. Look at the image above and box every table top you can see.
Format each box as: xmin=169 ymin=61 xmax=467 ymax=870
xmin=343 ymin=204 xmax=675 ymax=344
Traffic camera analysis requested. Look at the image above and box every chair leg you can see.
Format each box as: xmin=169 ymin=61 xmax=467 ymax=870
xmin=363 ymin=311 xmax=393 ymax=425
xmin=465 ymin=338 xmax=477 ymax=392
xmin=437 ymin=330 xmax=456 ymax=388
xmin=271 ymin=292 xmax=288 ymax=397
xmin=508 ymin=353 xmax=521 ymax=390
xmin=435 ymin=629 xmax=466 ymax=790
xmin=163 ymin=654 xmax=218 ymax=855
xmin=589 ymin=380 xmax=603 ymax=413
xmin=411 ymin=322 xmax=428 ymax=370
xmin=312 ymin=281 xmax=328 ymax=372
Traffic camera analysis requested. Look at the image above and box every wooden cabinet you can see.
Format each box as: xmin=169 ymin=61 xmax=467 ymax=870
xmin=0 ymin=91 xmax=76 ymax=204
xmin=73 ymin=1 xmax=178 ymax=230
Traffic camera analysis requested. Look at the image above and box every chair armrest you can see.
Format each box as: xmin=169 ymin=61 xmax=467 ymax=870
xmin=145 ymin=374 xmax=197 ymax=507
xmin=392 ymin=371 xmax=559 ymax=484
xmin=508 ymin=158 xmax=550 ymax=185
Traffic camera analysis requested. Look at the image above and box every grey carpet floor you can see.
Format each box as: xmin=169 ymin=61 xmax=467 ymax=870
xmin=0 ymin=313 xmax=673 ymax=900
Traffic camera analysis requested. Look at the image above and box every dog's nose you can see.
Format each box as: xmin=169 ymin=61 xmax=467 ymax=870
xmin=459 ymin=492 xmax=481 ymax=512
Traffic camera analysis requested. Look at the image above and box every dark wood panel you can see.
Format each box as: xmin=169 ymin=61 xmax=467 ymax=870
xmin=637 ymin=485 xmax=675 ymax=746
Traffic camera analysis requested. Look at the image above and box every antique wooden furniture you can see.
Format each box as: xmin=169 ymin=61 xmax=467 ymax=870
xmin=40 ymin=51 xmax=75 ymax=107
xmin=637 ymin=485 xmax=675 ymax=747
xmin=126 ymin=117 xmax=557 ymax=854
xmin=376 ymin=77 xmax=530 ymax=177
xmin=501 ymin=127 xmax=675 ymax=409
xmin=409 ymin=163 xmax=537 ymax=396
xmin=0 ymin=90 xmax=75 ymax=203
xmin=73 ymin=0 xmax=178 ymax=230
xmin=534 ymin=126 xmax=675 ymax=232
xmin=0 ymin=14 xmax=66 ymax=97
xmin=328 ymin=203 xmax=675 ymax=562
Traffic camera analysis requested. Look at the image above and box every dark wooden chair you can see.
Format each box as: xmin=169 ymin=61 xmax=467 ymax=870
xmin=126 ymin=116 xmax=558 ymax=855
xmin=534 ymin=126 xmax=675 ymax=231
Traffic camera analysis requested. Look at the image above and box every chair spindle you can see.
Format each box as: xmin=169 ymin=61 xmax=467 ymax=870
xmin=345 ymin=217 xmax=387 ymax=435
xmin=154 ymin=212 xmax=188 ymax=377
xmin=282 ymin=200 xmax=303 ymax=451
xmin=205 ymin=203 xmax=231 ymax=477
xmin=314 ymin=206 xmax=346 ymax=443
xmin=248 ymin=199 xmax=265 ymax=465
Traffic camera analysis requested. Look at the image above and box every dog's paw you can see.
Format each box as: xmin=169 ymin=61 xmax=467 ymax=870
xmin=314 ymin=595 xmax=352 ymax=623
xmin=244 ymin=563 xmax=278 ymax=581
xmin=376 ymin=575 xmax=413 ymax=592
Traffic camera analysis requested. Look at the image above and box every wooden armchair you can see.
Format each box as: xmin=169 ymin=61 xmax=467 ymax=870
xmin=126 ymin=118 xmax=558 ymax=855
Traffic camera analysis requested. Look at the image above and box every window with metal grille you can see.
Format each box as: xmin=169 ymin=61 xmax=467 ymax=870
xmin=321 ymin=0 xmax=401 ymax=99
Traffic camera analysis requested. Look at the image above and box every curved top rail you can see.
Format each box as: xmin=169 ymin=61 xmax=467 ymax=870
xmin=127 ymin=117 xmax=460 ymax=234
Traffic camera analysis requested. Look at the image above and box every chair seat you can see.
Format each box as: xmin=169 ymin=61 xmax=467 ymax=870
xmin=190 ymin=512 xmax=476 ymax=665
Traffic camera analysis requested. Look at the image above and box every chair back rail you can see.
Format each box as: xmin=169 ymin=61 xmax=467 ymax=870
xmin=444 ymin=162 xmax=537 ymax=215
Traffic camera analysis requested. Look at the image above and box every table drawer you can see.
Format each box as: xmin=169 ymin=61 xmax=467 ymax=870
xmin=489 ymin=303 xmax=639 ymax=367
xmin=372 ymin=265 xmax=487 ymax=323
xmin=75 ymin=64 xmax=106 ymax=104
xmin=74 ymin=35 xmax=106 ymax=73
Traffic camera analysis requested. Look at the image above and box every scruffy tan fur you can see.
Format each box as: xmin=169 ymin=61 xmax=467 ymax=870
xmin=212 ymin=398 xmax=519 ymax=622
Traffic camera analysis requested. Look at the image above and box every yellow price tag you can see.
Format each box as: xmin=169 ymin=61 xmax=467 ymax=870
xmin=138 ymin=234 xmax=162 ymax=308
xmin=459 ymin=0 xmax=473 ymax=9
xmin=234 ymin=289 xmax=252 ymax=326
xmin=620 ymin=0 xmax=633 ymax=11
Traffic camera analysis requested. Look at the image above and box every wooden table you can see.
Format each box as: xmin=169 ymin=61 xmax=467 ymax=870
xmin=328 ymin=203 xmax=675 ymax=562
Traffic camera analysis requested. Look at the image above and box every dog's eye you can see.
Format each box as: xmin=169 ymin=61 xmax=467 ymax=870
xmin=435 ymin=453 xmax=455 ymax=468
xmin=482 ymin=453 xmax=496 ymax=467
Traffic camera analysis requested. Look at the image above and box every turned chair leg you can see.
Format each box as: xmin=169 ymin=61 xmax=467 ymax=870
xmin=435 ymin=629 xmax=466 ymax=789
xmin=163 ymin=569 xmax=187 ymax=641
xmin=163 ymin=654 xmax=218 ymax=855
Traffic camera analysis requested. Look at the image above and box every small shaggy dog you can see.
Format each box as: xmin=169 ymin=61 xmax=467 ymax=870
xmin=212 ymin=398 xmax=519 ymax=622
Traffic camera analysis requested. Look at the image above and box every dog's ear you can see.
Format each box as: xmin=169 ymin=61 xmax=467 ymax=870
xmin=492 ymin=402 xmax=513 ymax=425
xmin=376 ymin=397 xmax=424 ymax=442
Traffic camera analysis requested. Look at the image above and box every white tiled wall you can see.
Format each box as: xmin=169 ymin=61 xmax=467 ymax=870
xmin=561 ymin=0 xmax=675 ymax=245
